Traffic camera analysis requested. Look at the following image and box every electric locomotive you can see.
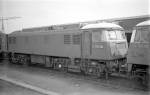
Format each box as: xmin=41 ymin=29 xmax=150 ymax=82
xmin=127 ymin=20 xmax=150 ymax=83
xmin=8 ymin=22 xmax=128 ymax=78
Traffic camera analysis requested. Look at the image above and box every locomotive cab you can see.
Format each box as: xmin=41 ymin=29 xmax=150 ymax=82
xmin=105 ymin=28 xmax=127 ymax=59
xmin=81 ymin=22 xmax=128 ymax=60
xmin=127 ymin=20 xmax=150 ymax=66
xmin=81 ymin=23 xmax=128 ymax=76
xmin=127 ymin=20 xmax=150 ymax=84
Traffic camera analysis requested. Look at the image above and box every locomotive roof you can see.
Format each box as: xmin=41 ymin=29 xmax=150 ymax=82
xmin=9 ymin=29 xmax=82 ymax=36
xmin=136 ymin=20 xmax=150 ymax=27
xmin=81 ymin=22 xmax=123 ymax=29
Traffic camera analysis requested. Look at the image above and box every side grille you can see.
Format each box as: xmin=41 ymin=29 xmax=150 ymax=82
xmin=72 ymin=34 xmax=81 ymax=45
xmin=64 ymin=35 xmax=71 ymax=44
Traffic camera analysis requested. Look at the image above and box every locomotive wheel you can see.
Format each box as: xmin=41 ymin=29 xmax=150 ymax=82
xmin=142 ymin=73 xmax=149 ymax=85
xmin=21 ymin=56 xmax=30 ymax=66
xmin=54 ymin=63 xmax=63 ymax=70
xmin=11 ymin=57 xmax=18 ymax=64
xmin=84 ymin=63 xmax=104 ymax=78
xmin=95 ymin=67 xmax=101 ymax=78
xmin=62 ymin=67 xmax=68 ymax=72
xmin=84 ymin=67 xmax=90 ymax=75
xmin=53 ymin=59 xmax=68 ymax=72
xmin=84 ymin=67 xmax=96 ymax=76
xmin=58 ymin=63 xmax=68 ymax=72
xmin=104 ymin=67 xmax=109 ymax=79
xmin=58 ymin=63 xmax=62 ymax=68
xmin=80 ymin=69 xmax=86 ymax=75
xmin=53 ymin=63 xmax=58 ymax=70
xmin=22 ymin=58 xmax=29 ymax=66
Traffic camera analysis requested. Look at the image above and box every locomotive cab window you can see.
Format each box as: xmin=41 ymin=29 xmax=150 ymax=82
xmin=106 ymin=29 xmax=126 ymax=41
xmin=107 ymin=31 xmax=117 ymax=40
xmin=92 ymin=30 xmax=104 ymax=42
xmin=134 ymin=26 xmax=150 ymax=43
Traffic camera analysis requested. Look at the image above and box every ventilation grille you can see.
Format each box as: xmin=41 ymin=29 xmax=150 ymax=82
xmin=72 ymin=34 xmax=81 ymax=45
xmin=64 ymin=35 xmax=71 ymax=44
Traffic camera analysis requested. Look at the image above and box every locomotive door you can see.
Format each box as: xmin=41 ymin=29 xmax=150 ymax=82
xmin=82 ymin=31 xmax=92 ymax=58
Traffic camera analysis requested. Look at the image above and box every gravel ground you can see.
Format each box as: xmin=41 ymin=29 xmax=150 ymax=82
xmin=0 ymin=60 xmax=149 ymax=95
xmin=0 ymin=79 xmax=44 ymax=95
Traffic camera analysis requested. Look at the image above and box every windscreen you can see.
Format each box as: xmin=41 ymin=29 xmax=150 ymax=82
xmin=107 ymin=30 xmax=126 ymax=40
xmin=134 ymin=26 xmax=150 ymax=43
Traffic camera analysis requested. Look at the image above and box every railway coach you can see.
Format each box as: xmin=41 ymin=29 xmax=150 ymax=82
xmin=8 ymin=22 xmax=128 ymax=78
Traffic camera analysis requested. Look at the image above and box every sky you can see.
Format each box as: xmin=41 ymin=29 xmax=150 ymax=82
xmin=0 ymin=0 xmax=149 ymax=33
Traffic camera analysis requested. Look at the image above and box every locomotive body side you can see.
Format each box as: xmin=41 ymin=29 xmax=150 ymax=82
xmin=8 ymin=22 xmax=128 ymax=78
xmin=127 ymin=20 xmax=150 ymax=84
xmin=8 ymin=30 xmax=82 ymax=58
xmin=127 ymin=43 xmax=150 ymax=66
xmin=127 ymin=20 xmax=150 ymax=66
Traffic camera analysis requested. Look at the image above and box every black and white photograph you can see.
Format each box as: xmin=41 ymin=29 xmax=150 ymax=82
xmin=0 ymin=0 xmax=149 ymax=95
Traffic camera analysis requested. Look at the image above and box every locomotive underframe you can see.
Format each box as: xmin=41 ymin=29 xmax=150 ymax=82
xmin=0 ymin=52 xmax=4 ymax=61
xmin=9 ymin=52 xmax=127 ymax=79
xmin=127 ymin=63 xmax=149 ymax=85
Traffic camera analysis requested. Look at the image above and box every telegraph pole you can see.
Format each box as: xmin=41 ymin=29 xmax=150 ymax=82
xmin=0 ymin=16 xmax=21 ymax=60
xmin=0 ymin=16 xmax=21 ymax=33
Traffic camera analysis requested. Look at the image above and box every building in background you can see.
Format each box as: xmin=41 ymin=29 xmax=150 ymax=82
xmin=10 ymin=15 xmax=150 ymax=43
xmin=106 ymin=15 xmax=150 ymax=43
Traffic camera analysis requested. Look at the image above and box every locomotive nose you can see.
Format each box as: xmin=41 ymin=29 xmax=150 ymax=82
xmin=127 ymin=43 xmax=149 ymax=66
xmin=111 ymin=41 xmax=128 ymax=58
xmin=116 ymin=42 xmax=128 ymax=56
